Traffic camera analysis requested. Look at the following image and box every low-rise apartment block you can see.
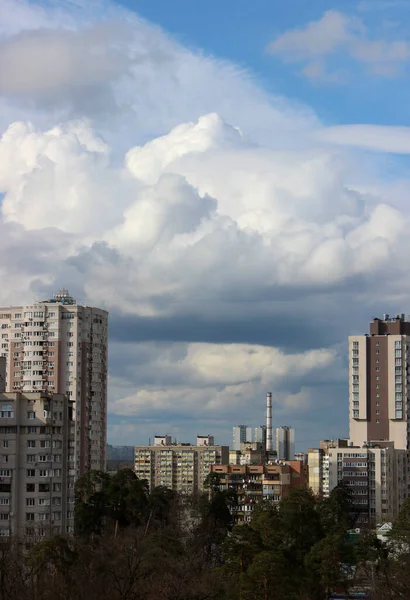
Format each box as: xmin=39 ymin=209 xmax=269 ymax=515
xmin=134 ymin=435 xmax=229 ymax=494
xmin=0 ymin=391 xmax=75 ymax=538
xmin=211 ymin=461 xmax=307 ymax=523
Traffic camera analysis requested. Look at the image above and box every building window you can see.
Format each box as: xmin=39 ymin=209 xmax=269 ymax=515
xmin=0 ymin=405 xmax=14 ymax=418
xmin=376 ymin=402 xmax=380 ymax=406
xmin=26 ymin=484 xmax=35 ymax=492
xmin=27 ymin=412 xmax=35 ymax=420
xmin=26 ymin=469 xmax=35 ymax=478
xmin=25 ymin=513 xmax=35 ymax=521
xmin=395 ymin=341 xmax=402 ymax=348
xmin=376 ymin=410 xmax=380 ymax=415
xmin=375 ymin=367 xmax=380 ymax=372
xmin=26 ymin=498 xmax=35 ymax=506
xmin=396 ymin=411 xmax=403 ymax=419
xmin=376 ymin=376 xmax=380 ymax=381
xmin=376 ymin=419 xmax=380 ymax=424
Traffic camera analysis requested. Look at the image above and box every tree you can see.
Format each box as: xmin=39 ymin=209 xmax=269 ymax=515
xmin=320 ymin=482 xmax=356 ymax=534
xmin=305 ymin=533 xmax=356 ymax=599
xmin=74 ymin=469 xmax=149 ymax=537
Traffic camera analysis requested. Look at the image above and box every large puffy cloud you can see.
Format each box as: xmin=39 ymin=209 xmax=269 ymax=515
xmin=1 ymin=0 xmax=410 ymax=446
xmin=0 ymin=0 xmax=317 ymax=149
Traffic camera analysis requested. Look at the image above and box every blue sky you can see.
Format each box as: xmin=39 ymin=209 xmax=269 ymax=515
xmin=1 ymin=0 xmax=410 ymax=450
xmin=122 ymin=0 xmax=410 ymax=126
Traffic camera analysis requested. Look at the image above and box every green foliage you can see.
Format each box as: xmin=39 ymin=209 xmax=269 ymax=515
xmin=390 ymin=496 xmax=410 ymax=543
xmin=74 ymin=469 xmax=151 ymax=537
xmin=5 ymin=475 xmax=410 ymax=600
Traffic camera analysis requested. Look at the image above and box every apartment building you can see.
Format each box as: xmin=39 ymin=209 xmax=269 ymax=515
xmin=307 ymin=438 xmax=408 ymax=523
xmin=0 ymin=289 xmax=108 ymax=473
xmin=308 ymin=440 xmax=348 ymax=497
xmin=276 ymin=426 xmax=295 ymax=460
xmin=211 ymin=461 xmax=307 ymax=523
xmin=134 ymin=436 xmax=229 ymax=493
xmin=0 ymin=392 xmax=75 ymax=538
xmin=349 ymin=314 xmax=410 ymax=450
xmin=233 ymin=426 xmax=266 ymax=451
xmin=327 ymin=442 xmax=409 ymax=524
xmin=0 ymin=357 xmax=5 ymax=392
xmin=229 ymin=441 xmax=265 ymax=466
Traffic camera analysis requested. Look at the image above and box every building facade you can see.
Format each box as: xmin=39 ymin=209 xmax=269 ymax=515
xmin=233 ymin=425 xmax=267 ymax=451
xmin=0 ymin=290 xmax=108 ymax=473
xmin=308 ymin=440 xmax=348 ymax=497
xmin=134 ymin=437 xmax=229 ymax=494
xmin=349 ymin=314 xmax=410 ymax=450
xmin=229 ymin=442 xmax=265 ymax=466
xmin=0 ymin=357 xmax=5 ymax=392
xmin=308 ymin=439 xmax=409 ymax=524
xmin=211 ymin=461 xmax=307 ymax=523
xmin=0 ymin=392 xmax=75 ymax=538
xmin=327 ymin=442 xmax=409 ymax=524
xmin=276 ymin=426 xmax=295 ymax=460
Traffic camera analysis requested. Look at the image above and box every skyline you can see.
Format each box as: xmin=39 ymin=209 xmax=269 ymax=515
xmin=1 ymin=0 xmax=410 ymax=449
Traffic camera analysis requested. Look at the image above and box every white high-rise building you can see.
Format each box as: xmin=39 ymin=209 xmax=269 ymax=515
xmin=0 ymin=289 xmax=108 ymax=474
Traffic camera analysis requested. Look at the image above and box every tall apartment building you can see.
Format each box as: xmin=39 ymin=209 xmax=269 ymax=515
xmin=0 ymin=289 xmax=108 ymax=473
xmin=349 ymin=314 xmax=410 ymax=450
xmin=134 ymin=436 xmax=229 ymax=494
xmin=276 ymin=426 xmax=295 ymax=460
xmin=233 ymin=425 xmax=266 ymax=451
xmin=0 ymin=392 xmax=75 ymax=538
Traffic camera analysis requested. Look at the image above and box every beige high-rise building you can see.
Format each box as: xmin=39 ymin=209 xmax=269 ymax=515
xmin=349 ymin=314 xmax=410 ymax=450
xmin=0 ymin=392 xmax=75 ymax=538
xmin=134 ymin=436 xmax=229 ymax=494
xmin=0 ymin=290 xmax=108 ymax=474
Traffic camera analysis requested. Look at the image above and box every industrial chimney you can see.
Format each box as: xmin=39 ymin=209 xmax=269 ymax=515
xmin=266 ymin=392 xmax=273 ymax=451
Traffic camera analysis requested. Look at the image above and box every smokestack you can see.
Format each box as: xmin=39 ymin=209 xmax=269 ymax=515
xmin=266 ymin=392 xmax=273 ymax=451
